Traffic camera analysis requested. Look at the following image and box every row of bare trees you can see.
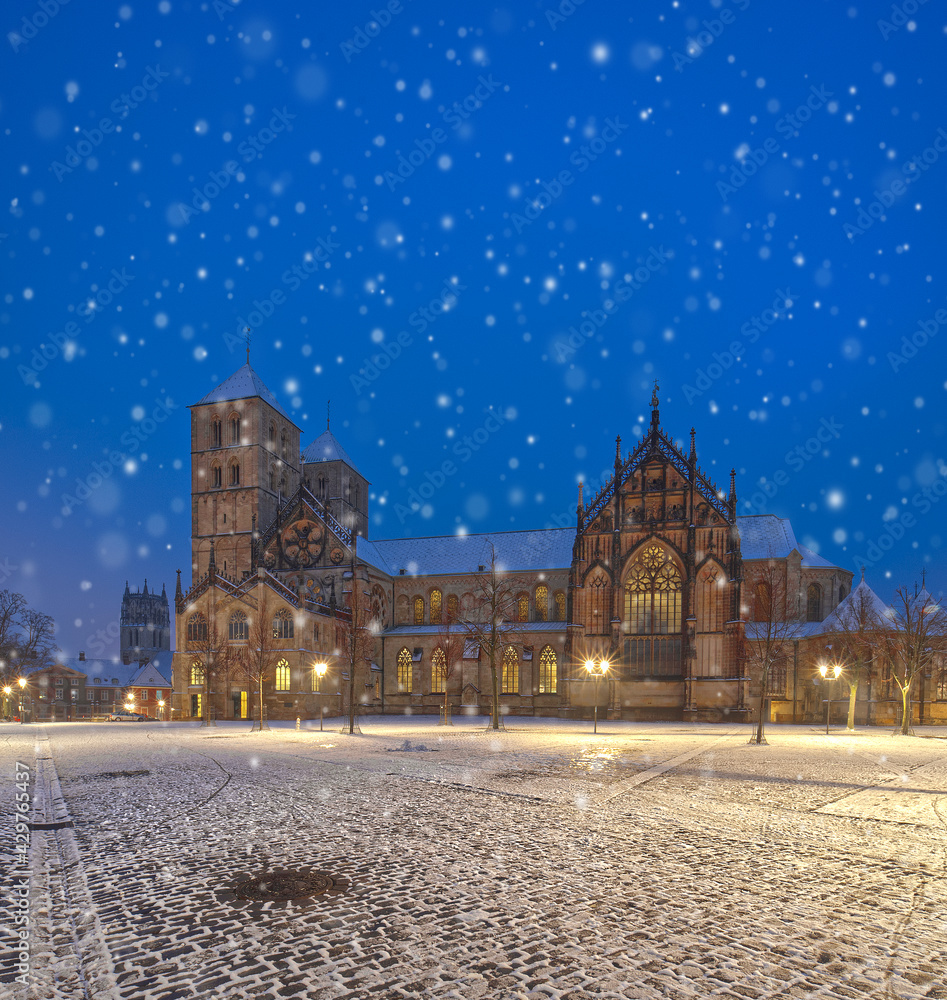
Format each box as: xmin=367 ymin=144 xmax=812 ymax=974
xmin=747 ymin=562 xmax=946 ymax=743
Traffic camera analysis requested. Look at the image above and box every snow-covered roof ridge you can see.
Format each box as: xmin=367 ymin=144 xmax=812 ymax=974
xmin=195 ymin=363 xmax=295 ymax=423
xmin=302 ymin=429 xmax=364 ymax=475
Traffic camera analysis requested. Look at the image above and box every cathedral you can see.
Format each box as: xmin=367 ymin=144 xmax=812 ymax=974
xmin=120 ymin=580 xmax=171 ymax=666
xmin=171 ymin=359 xmax=917 ymax=726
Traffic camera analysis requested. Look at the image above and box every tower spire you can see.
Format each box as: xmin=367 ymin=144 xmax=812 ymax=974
xmin=728 ymin=468 xmax=737 ymax=514
xmin=650 ymin=380 xmax=660 ymax=433
xmin=689 ymin=427 xmax=697 ymax=464
xmin=614 ymin=434 xmax=622 ymax=471
xmin=175 ymin=569 xmax=183 ymax=603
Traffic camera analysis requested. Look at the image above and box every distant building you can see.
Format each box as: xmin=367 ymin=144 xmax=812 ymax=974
xmin=28 ymin=653 xmax=172 ymax=721
xmin=121 ymin=580 xmax=171 ymax=666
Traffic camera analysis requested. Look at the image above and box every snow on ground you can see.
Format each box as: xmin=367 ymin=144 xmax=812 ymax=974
xmin=2 ymin=718 xmax=946 ymax=999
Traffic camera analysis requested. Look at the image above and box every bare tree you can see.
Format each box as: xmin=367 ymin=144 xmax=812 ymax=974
xmin=434 ymin=600 xmax=465 ymax=723
xmin=187 ymin=611 xmax=229 ymax=725
xmin=334 ymin=548 xmax=375 ymax=734
xmin=460 ymin=543 xmax=522 ymax=730
xmin=245 ymin=595 xmax=278 ymax=731
xmin=875 ymin=585 xmax=947 ymax=736
xmin=824 ymin=582 xmax=884 ymax=730
xmin=745 ymin=561 xmax=803 ymax=744
xmin=0 ymin=591 xmax=58 ymax=682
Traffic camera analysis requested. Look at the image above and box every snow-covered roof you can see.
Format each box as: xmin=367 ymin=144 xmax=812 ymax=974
xmin=54 ymin=657 xmax=171 ymax=687
xmin=737 ymin=516 xmax=840 ymax=569
xmin=302 ymin=429 xmax=364 ymax=475
xmin=365 ymin=528 xmax=575 ymax=577
xmin=823 ymin=576 xmax=890 ymax=632
xmin=195 ymin=363 xmax=295 ymax=423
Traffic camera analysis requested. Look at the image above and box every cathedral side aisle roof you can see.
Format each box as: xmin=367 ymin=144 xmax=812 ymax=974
xmin=195 ymin=363 xmax=295 ymax=423
xmin=736 ymin=515 xmax=835 ymax=568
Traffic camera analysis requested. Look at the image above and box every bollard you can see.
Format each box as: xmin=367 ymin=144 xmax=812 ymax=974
xmin=296 ymin=716 xmax=300 ymax=731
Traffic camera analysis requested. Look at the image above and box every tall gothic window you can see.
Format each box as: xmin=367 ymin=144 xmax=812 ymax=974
xmin=446 ymin=594 xmax=459 ymax=622
xmin=502 ymin=645 xmax=519 ymax=694
xmin=535 ymin=585 xmax=548 ymax=622
xmin=229 ymin=462 xmax=240 ymax=486
xmin=273 ymin=609 xmax=294 ymax=639
xmin=430 ymin=589 xmax=442 ymax=625
xmin=806 ymin=584 xmax=822 ymax=622
xmin=275 ymin=659 xmax=291 ymax=691
xmin=623 ymin=546 xmax=683 ymax=679
xmin=212 ymin=465 xmax=222 ymax=488
xmin=624 ymin=546 xmax=682 ymax=634
xmin=414 ymin=596 xmax=424 ymax=625
xmin=211 ymin=419 xmax=222 ymax=448
xmin=517 ymin=594 xmax=529 ymax=623
xmin=190 ymin=661 xmax=205 ymax=686
xmin=431 ymin=648 xmax=447 ymax=694
xmin=397 ymin=648 xmax=412 ymax=693
xmin=230 ymin=415 xmax=241 ymax=444
xmin=555 ymin=591 xmax=566 ymax=621
xmin=586 ymin=573 xmax=610 ymax=635
xmin=187 ymin=613 xmax=207 ymax=644
xmin=229 ymin=610 xmax=248 ymax=641
xmin=539 ymin=645 xmax=557 ymax=694
xmin=698 ymin=568 xmax=724 ymax=633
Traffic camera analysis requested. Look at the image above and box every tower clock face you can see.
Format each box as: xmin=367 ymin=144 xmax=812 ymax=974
xmin=281 ymin=519 xmax=324 ymax=567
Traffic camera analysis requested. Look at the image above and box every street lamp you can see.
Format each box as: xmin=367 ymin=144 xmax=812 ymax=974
xmin=3 ymin=685 xmax=11 ymax=720
xmin=584 ymin=658 xmax=610 ymax=734
xmin=314 ymin=661 xmax=328 ymax=731
xmin=818 ymin=661 xmax=842 ymax=735
xmin=157 ymin=698 xmax=165 ymax=721
xmin=17 ymin=677 xmax=28 ymax=724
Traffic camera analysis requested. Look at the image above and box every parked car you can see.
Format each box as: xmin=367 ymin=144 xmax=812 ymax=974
xmin=107 ymin=710 xmax=150 ymax=722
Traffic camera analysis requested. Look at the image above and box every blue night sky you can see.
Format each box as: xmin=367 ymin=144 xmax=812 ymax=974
xmin=2 ymin=0 xmax=945 ymax=658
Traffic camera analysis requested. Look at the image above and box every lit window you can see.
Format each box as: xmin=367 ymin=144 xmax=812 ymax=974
xmin=502 ymin=645 xmax=519 ymax=694
xmin=624 ymin=546 xmax=682 ymax=635
xmin=431 ymin=648 xmax=446 ymax=693
xmin=190 ymin=661 xmax=205 ymax=686
xmin=229 ymin=610 xmax=248 ymax=641
xmin=446 ymin=594 xmax=459 ymax=622
xmin=535 ymin=585 xmax=548 ymax=622
xmin=539 ymin=645 xmax=557 ymax=693
xmin=275 ymin=659 xmax=291 ymax=691
xmin=555 ymin=592 xmax=566 ymax=621
xmin=414 ymin=596 xmax=424 ymax=626
xmin=397 ymin=648 xmax=412 ymax=692
xmin=430 ymin=589 xmax=442 ymax=625
xmin=273 ymin=609 xmax=294 ymax=639
xmin=517 ymin=595 xmax=529 ymax=623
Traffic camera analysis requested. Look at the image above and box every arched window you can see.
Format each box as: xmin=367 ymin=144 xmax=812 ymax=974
xmin=586 ymin=573 xmax=610 ymax=634
xmin=430 ymin=589 xmax=442 ymax=625
xmin=624 ymin=546 xmax=682 ymax=634
xmin=431 ymin=648 xmax=447 ymax=694
xmin=807 ymin=583 xmax=822 ymax=622
xmin=502 ymin=646 xmax=519 ymax=694
xmin=555 ymin=591 xmax=566 ymax=621
xmin=230 ymin=415 xmax=241 ymax=444
xmin=275 ymin=659 xmax=291 ymax=691
xmin=187 ymin=613 xmax=207 ymax=644
xmin=535 ymin=584 xmax=548 ymax=622
xmin=268 ymin=423 xmax=275 ymax=449
xmin=539 ymin=645 xmax=557 ymax=694
xmin=397 ymin=648 xmax=412 ymax=692
xmin=623 ymin=546 xmax=683 ymax=679
xmin=211 ymin=418 xmax=222 ymax=448
xmin=446 ymin=594 xmax=459 ymax=622
xmin=269 ymin=469 xmax=276 ymax=491
xmin=517 ymin=594 xmax=529 ymax=623
xmin=273 ymin=609 xmax=294 ymax=639
xmin=190 ymin=661 xmax=204 ymax=686
xmin=229 ymin=461 xmax=240 ymax=486
xmin=414 ymin=596 xmax=425 ymax=626
xmin=229 ymin=610 xmax=248 ymax=641
xmin=698 ymin=568 xmax=724 ymax=633
xmin=212 ymin=464 xmax=222 ymax=488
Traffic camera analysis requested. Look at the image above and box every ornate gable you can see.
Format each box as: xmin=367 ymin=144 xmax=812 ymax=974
xmin=257 ymin=482 xmax=353 ymax=573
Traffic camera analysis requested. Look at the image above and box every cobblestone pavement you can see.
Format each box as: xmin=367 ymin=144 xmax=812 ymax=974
xmin=2 ymin=718 xmax=946 ymax=999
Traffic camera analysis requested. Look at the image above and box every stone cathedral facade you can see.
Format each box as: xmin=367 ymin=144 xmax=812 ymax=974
xmin=172 ymin=363 xmax=860 ymax=724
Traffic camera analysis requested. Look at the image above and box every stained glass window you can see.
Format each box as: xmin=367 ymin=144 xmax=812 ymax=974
xmin=624 ymin=546 xmax=682 ymax=635
xmin=397 ymin=647 xmax=412 ymax=692
xmin=555 ymin=592 xmax=566 ymax=621
xmin=535 ymin=585 xmax=548 ymax=622
xmin=430 ymin=589 xmax=442 ymax=625
xmin=187 ymin=613 xmax=207 ymax=643
xmin=275 ymin=659 xmax=291 ymax=691
xmin=431 ymin=648 xmax=446 ymax=693
xmin=539 ymin=645 xmax=557 ymax=694
xmin=273 ymin=609 xmax=294 ymax=639
xmin=446 ymin=593 xmax=459 ymax=622
xmin=414 ymin=596 xmax=424 ymax=625
xmin=190 ymin=661 xmax=204 ymax=686
xmin=502 ymin=645 xmax=519 ymax=694
xmin=229 ymin=610 xmax=248 ymax=641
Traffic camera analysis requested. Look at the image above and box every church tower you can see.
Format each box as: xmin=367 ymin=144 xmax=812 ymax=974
xmin=188 ymin=355 xmax=301 ymax=581
xmin=302 ymin=413 xmax=370 ymax=538
xmin=120 ymin=580 xmax=171 ymax=665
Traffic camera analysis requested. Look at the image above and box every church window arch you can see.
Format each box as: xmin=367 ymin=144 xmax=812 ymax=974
xmin=535 ymin=584 xmax=548 ymax=622
xmin=212 ymin=464 xmax=222 ymax=488
xmin=187 ymin=613 xmax=207 ymax=644
xmin=516 ymin=593 xmax=529 ymax=623
xmin=807 ymin=583 xmax=822 ymax=622
xmin=430 ymin=589 xmax=442 ymax=625
xmin=230 ymin=414 xmax=241 ymax=444
xmin=431 ymin=648 xmax=447 ymax=694
xmin=229 ymin=610 xmax=248 ymax=641
xmin=397 ymin=648 xmax=412 ymax=692
xmin=555 ymin=591 xmax=566 ymax=621
xmin=502 ymin=645 xmax=519 ymax=694
xmin=190 ymin=661 xmax=205 ymax=686
xmin=414 ymin=596 xmax=425 ymax=625
xmin=446 ymin=593 xmax=459 ymax=622
xmin=211 ymin=418 xmax=222 ymax=449
xmin=229 ymin=461 xmax=240 ymax=486
xmin=586 ymin=572 xmax=610 ymax=635
xmin=539 ymin=645 xmax=557 ymax=694
xmin=275 ymin=659 xmax=291 ymax=691
xmin=698 ymin=567 xmax=725 ymax=633
xmin=273 ymin=609 xmax=294 ymax=640
xmin=622 ymin=545 xmax=683 ymax=679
